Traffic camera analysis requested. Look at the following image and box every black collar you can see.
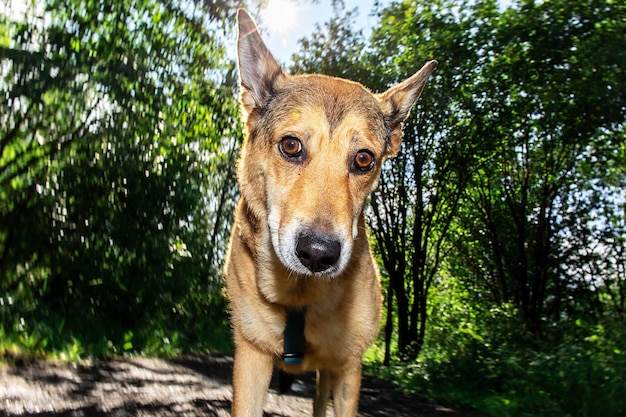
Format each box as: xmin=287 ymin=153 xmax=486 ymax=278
xmin=282 ymin=308 xmax=306 ymax=365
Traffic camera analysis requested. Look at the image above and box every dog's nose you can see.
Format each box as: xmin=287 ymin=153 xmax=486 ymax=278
xmin=295 ymin=232 xmax=341 ymax=273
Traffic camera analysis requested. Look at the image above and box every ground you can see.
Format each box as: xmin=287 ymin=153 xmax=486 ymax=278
xmin=0 ymin=353 xmax=478 ymax=416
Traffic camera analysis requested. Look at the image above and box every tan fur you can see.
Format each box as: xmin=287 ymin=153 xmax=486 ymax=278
xmin=224 ymin=9 xmax=437 ymax=416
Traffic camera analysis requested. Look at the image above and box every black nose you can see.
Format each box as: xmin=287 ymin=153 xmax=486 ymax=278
xmin=295 ymin=232 xmax=341 ymax=273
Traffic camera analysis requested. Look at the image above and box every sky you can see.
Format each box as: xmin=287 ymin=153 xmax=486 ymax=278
xmin=252 ymin=0 xmax=383 ymax=63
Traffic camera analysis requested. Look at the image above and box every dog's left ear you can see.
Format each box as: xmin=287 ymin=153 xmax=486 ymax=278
xmin=237 ymin=9 xmax=285 ymax=114
xmin=377 ymin=60 xmax=438 ymax=156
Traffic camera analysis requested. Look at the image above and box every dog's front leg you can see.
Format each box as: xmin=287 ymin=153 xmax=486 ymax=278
xmin=331 ymin=364 xmax=363 ymax=417
xmin=231 ymin=336 xmax=273 ymax=417
xmin=312 ymin=367 xmax=364 ymax=417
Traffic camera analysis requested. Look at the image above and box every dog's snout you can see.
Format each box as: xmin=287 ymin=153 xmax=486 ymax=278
xmin=296 ymin=232 xmax=341 ymax=273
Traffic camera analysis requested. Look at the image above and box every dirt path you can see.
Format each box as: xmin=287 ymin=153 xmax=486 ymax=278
xmin=0 ymin=353 xmax=477 ymax=416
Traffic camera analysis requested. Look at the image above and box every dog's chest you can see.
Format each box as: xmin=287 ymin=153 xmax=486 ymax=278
xmin=278 ymin=311 xmax=355 ymax=372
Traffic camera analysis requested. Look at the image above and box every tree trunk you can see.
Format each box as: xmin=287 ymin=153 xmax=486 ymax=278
xmin=383 ymin=286 xmax=393 ymax=366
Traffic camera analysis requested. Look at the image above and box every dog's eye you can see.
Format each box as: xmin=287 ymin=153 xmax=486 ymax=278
xmin=353 ymin=150 xmax=375 ymax=172
xmin=279 ymin=136 xmax=303 ymax=159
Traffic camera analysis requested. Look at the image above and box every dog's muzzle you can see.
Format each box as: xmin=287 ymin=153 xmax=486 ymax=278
xmin=295 ymin=231 xmax=341 ymax=273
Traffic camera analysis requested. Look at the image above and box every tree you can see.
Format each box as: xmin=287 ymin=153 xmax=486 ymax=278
xmin=450 ymin=0 xmax=626 ymax=336
xmin=1 ymin=0 xmax=242 ymax=353
xmin=366 ymin=0 xmax=497 ymax=361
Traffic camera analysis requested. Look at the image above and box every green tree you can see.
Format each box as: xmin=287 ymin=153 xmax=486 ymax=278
xmin=366 ymin=0 xmax=494 ymax=361
xmin=451 ymin=0 xmax=626 ymax=336
xmin=1 ymin=0 xmax=241 ymax=355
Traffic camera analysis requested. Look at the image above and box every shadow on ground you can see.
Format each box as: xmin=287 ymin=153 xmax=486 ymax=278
xmin=0 ymin=354 xmax=477 ymax=417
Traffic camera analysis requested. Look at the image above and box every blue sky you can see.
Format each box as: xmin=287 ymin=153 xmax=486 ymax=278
xmin=255 ymin=0 xmax=382 ymax=63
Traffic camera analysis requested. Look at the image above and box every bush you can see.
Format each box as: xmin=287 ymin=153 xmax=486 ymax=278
xmin=366 ymin=309 xmax=626 ymax=417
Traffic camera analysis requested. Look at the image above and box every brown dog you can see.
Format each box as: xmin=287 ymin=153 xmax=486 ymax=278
xmin=224 ymin=9 xmax=437 ymax=416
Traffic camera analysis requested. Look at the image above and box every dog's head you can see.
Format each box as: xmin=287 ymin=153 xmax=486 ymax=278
xmin=236 ymin=9 xmax=436 ymax=278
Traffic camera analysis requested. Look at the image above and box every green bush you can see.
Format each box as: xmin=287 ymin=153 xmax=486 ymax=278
xmin=366 ymin=304 xmax=626 ymax=417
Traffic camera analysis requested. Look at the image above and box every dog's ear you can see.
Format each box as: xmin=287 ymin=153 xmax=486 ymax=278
xmin=237 ymin=9 xmax=285 ymax=113
xmin=377 ymin=60 xmax=438 ymax=156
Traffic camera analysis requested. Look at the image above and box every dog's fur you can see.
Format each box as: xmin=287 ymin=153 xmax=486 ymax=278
xmin=224 ymin=9 xmax=437 ymax=416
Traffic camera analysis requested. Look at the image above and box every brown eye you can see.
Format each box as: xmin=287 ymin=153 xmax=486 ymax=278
xmin=279 ymin=136 xmax=303 ymax=159
xmin=353 ymin=150 xmax=375 ymax=172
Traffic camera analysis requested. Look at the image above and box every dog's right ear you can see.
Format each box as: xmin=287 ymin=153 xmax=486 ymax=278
xmin=237 ymin=9 xmax=285 ymax=113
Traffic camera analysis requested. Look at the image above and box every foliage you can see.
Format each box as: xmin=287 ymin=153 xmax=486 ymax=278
xmin=291 ymin=6 xmax=368 ymax=80
xmin=366 ymin=281 xmax=626 ymax=417
xmin=449 ymin=0 xmax=626 ymax=337
xmin=0 ymin=0 xmax=242 ymax=358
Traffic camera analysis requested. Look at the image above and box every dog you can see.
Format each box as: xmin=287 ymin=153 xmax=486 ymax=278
xmin=224 ymin=9 xmax=437 ymax=416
